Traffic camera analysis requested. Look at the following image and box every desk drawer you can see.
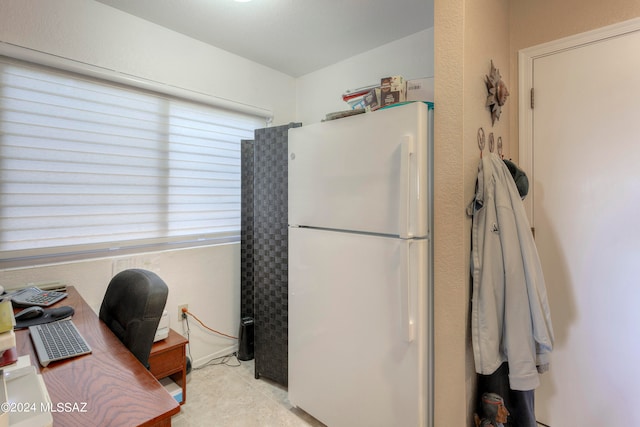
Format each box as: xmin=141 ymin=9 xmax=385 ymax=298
xmin=149 ymin=346 xmax=184 ymax=378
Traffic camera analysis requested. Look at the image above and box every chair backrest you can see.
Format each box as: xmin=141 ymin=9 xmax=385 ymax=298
xmin=99 ymin=269 xmax=168 ymax=368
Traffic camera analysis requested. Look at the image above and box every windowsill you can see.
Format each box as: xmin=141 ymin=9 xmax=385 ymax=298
xmin=0 ymin=235 xmax=239 ymax=270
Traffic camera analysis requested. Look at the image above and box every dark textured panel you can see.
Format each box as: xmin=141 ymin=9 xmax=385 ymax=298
xmin=240 ymin=139 xmax=255 ymax=320
xmin=252 ymin=122 xmax=301 ymax=386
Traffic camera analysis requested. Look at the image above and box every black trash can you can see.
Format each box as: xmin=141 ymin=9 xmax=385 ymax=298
xmin=237 ymin=317 xmax=254 ymax=361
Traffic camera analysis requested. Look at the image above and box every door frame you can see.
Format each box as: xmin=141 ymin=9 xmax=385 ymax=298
xmin=518 ymin=17 xmax=640 ymax=225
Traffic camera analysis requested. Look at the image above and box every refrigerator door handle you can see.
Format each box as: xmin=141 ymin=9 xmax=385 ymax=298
xmin=400 ymin=240 xmax=416 ymax=342
xmin=399 ymin=136 xmax=415 ymax=239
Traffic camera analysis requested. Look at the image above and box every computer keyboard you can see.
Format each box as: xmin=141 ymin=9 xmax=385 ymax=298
xmin=29 ymin=319 xmax=92 ymax=367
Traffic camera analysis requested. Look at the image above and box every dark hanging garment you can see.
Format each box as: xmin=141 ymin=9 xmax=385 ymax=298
xmin=502 ymin=158 xmax=529 ymax=199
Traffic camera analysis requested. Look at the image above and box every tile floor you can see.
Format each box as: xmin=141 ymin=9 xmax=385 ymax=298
xmin=172 ymin=357 xmax=326 ymax=427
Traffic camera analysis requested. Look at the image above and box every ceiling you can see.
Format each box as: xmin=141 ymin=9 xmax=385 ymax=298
xmin=95 ymin=0 xmax=434 ymax=77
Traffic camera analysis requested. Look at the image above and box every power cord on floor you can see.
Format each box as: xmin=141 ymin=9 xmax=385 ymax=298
xmin=195 ymin=352 xmax=241 ymax=370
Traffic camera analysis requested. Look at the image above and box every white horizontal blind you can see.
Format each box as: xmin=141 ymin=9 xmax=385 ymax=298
xmin=0 ymin=58 xmax=264 ymax=262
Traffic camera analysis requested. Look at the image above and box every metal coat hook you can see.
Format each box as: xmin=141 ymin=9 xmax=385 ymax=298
xmin=488 ymin=132 xmax=495 ymax=153
xmin=477 ymin=127 xmax=485 ymax=158
xmin=497 ymin=136 xmax=503 ymax=159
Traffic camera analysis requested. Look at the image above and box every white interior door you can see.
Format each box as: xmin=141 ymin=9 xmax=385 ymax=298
xmin=520 ymin=19 xmax=640 ymax=426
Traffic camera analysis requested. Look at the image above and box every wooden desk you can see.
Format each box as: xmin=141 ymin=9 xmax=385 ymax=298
xmin=14 ymin=286 xmax=180 ymax=427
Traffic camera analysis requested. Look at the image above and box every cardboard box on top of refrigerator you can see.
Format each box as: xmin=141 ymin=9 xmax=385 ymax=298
xmin=380 ymin=76 xmax=406 ymax=107
xmin=363 ymin=88 xmax=381 ymax=111
xmin=406 ymin=77 xmax=434 ymax=102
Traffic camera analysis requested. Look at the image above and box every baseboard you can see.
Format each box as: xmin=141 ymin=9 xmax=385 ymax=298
xmin=192 ymin=344 xmax=238 ymax=369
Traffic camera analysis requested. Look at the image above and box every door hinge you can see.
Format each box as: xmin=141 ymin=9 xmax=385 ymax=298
xmin=530 ymin=88 xmax=535 ymax=109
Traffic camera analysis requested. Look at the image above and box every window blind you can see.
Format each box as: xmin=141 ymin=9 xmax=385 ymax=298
xmin=0 ymin=58 xmax=264 ymax=263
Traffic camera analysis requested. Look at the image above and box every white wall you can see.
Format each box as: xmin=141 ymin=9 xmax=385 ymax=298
xmin=296 ymin=28 xmax=434 ymax=125
xmin=1 ymin=245 xmax=241 ymax=365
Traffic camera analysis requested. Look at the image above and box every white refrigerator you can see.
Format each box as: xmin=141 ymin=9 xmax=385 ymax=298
xmin=288 ymin=102 xmax=433 ymax=427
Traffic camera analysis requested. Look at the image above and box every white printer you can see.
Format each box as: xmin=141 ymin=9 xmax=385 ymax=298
xmin=154 ymin=310 xmax=169 ymax=342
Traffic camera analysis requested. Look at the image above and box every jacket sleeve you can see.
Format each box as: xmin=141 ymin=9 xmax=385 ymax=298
xmin=495 ymin=156 xmax=554 ymax=390
xmin=511 ymin=183 xmax=554 ymax=366
xmin=494 ymin=169 xmax=540 ymax=390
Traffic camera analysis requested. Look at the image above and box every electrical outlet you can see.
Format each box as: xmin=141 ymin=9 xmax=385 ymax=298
xmin=178 ymin=304 xmax=188 ymax=319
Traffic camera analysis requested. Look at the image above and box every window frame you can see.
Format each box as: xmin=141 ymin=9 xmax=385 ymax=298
xmin=0 ymin=46 xmax=271 ymax=268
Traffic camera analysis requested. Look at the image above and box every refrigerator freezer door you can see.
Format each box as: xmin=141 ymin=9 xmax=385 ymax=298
xmin=288 ymin=102 xmax=431 ymax=238
xmin=288 ymin=227 xmax=430 ymax=427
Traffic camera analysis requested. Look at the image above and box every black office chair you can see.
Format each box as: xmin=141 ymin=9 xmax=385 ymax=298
xmin=99 ymin=268 xmax=168 ymax=368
